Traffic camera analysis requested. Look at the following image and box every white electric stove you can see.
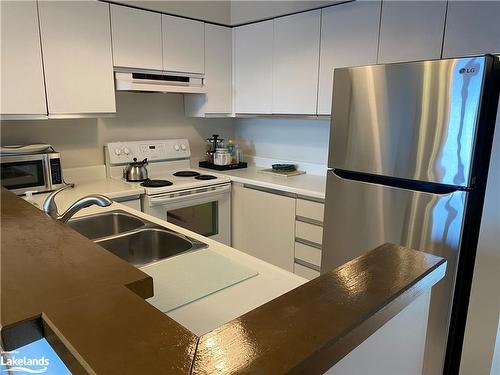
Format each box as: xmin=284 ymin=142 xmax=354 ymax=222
xmin=105 ymin=139 xmax=231 ymax=245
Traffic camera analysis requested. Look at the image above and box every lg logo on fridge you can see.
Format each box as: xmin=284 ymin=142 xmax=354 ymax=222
xmin=459 ymin=67 xmax=477 ymax=74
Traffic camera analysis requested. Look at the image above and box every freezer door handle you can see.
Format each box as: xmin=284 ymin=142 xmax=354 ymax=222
xmin=332 ymin=169 xmax=471 ymax=195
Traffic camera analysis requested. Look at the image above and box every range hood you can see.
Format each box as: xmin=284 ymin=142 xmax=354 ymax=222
xmin=114 ymin=70 xmax=206 ymax=94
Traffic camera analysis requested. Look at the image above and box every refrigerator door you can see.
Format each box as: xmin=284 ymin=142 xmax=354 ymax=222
xmin=329 ymin=56 xmax=486 ymax=187
xmin=322 ymin=171 xmax=467 ymax=373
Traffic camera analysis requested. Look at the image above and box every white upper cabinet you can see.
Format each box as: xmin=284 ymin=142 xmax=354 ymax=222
xmin=272 ymin=10 xmax=321 ymax=115
xmin=38 ymin=1 xmax=115 ymax=115
xmin=162 ymin=15 xmax=204 ymax=74
xmin=378 ymin=1 xmax=447 ymax=64
xmin=110 ymin=5 xmax=162 ymax=71
xmin=443 ymin=1 xmax=500 ymax=58
xmin=185 ymin=24 xmax=232 ymax=116
xmin=0 ymin=1 xmax=46 ymax=118
xmin=233 ymin=20 xmax=273 ymax=114
xmin=317 ymin=2 xmax=381 ymax=115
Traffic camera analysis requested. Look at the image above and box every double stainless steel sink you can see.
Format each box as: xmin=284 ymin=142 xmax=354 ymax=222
xmin=68 ymin=210 xmax=207 ymax=267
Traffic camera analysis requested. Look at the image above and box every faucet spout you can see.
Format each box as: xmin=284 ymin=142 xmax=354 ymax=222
xmin=42 ymin=185 xmax=113 ymax=223
xmin=58 ymin=195 xmax=113 ymax=223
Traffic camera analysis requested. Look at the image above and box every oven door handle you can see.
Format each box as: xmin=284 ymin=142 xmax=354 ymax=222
xmin=148 ymin=184 xmax=231 ymax=206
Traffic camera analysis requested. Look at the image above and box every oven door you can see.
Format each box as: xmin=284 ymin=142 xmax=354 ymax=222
xmin=0 ymin=154 xmax=49 ymax=195
xmin=142 ymin=183 xmax=231 ymax=245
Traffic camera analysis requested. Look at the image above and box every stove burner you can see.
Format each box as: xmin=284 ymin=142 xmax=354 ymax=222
xmin=195 ymin=175 xmax=217 ymax=180
xmin=140 ymin=179 xmax=173 ymax=188
xmin=173 ymin=171 xmax=201 ymax=177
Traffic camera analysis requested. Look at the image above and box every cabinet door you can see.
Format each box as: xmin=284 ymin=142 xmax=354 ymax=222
xmin=378 ymin=1 xmax=447 ymax=64
xmin=317 ymin=2 xmax=381 ymax=115
xmin=162 ymin=15 xmax=204 ymax=74
xmin=204 ymin=24 xmax=232 ymax=113
xmin=38 ymin=1 xmax=115 ymax=115
xmin=110 ymin=5 xmax=162 ymax=71
xmin=0 ymin=1 xmax=46 ymax=117
xmin=272 ymin=10 xmax=321 ymax=115
xmin=185 ymin=24 xmax=232 ymax=116
xmin=443 ymin=1 xmax=500 ymax=58
xmin=232 ymin=183 xmax=295 ymax=272
xmin=233 ymin=20 xmax=273 ymax=114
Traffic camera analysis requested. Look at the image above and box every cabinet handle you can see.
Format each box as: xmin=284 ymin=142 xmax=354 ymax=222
xmin=243 ymin=184 xmax=296 ymax=198
xmin=295 ymin=237 xmax=322 ymax=250
xmin=297 ymin=194 xmax=325 ymax=204
xmin=296 ymin=215 xmax=323 ymax=227
xmin=294 ymin=258 xmax=321 ymax=272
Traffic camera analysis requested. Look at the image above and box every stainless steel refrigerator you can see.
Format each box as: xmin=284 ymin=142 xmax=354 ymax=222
xmin=321 ymin=55 xmax=500 ymax=374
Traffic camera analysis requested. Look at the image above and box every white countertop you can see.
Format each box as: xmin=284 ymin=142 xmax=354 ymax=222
xmin=25 ymin=195 xmax=306 ymax=336
xmin=201 ymin=166 xmax=327 ymax=200
xmin=27 ymin=177 xmax=144 ymax=210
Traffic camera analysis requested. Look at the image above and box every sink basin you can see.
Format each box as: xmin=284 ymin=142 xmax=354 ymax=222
xmin=96 ymin=228 xmax=204 ymax=267
xmin=68 ymin=210 xmax=145 ymax=240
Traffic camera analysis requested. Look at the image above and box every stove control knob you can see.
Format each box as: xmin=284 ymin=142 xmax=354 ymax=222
xmin=174 ymin=145 xmax=180 ymax=151
xmin=181 ymin=144 xmax=187 ymax=151
xmin=123 ymin=147 xmax=131 ymax=155
xmin=114 ymin=148 xmax=122 ymax=156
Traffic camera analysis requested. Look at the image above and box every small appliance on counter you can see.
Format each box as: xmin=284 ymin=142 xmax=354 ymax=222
xmin=0 ymin=143 xmax=64 ymax=195
xmin=199 ymin=134 xmax=247 ymax=171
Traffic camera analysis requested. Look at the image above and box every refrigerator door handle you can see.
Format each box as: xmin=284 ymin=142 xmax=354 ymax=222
xmin=331 ymin=169 xmax=471 ymax=195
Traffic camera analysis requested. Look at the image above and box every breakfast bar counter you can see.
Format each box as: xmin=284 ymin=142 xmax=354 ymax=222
xmin=1 ymin=188 xmax=446 ymax=374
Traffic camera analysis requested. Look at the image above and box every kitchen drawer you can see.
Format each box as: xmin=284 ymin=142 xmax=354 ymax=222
xmin=295 ymin=241 xmax=321 ymax=267
xmin=296 ymin=198 xmax=324 ymax=223
xmin=294 ymin=262 xmax=320 ymax=280
xmin=296 ymin=221 xmax=323 ymax=245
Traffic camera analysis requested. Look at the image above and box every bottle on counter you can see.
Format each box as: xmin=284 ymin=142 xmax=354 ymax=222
xmin=227 ymin=140 xmax=242 ymax=165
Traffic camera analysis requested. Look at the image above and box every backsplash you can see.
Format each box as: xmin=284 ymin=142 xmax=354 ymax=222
xmin=234 ymin=117 xmax=331 ymax=166
xmin=0 ymin=92 xmax=234 ymax=169
xmin=1 ymin=93 xmax=332 ymax=172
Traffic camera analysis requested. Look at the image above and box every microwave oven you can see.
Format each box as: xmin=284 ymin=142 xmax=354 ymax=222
xmin=0 ymin=152 xmax=64 ymax=195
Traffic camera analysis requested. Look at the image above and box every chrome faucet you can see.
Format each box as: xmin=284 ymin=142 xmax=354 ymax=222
xmin=42 ymin=184 xmax=113 ymax=223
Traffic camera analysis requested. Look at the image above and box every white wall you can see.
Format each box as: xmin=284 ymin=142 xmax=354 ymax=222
xmin=0 ymin=92 xmax=234 ymax=169
xmin=234 ymin=118 xmax=330 ymax=166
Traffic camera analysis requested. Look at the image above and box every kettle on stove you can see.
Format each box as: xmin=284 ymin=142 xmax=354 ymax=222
xmin=124 ymin=158 xmax=148 ymax=182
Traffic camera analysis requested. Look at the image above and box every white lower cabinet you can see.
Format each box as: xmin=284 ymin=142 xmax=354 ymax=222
xmin=294 ymin=263 xmax=320 ymax=280
xmin=232 ymin=183 xmax=295 ymax=272
xmin=294 ymin=198 xmax=325 ymax=280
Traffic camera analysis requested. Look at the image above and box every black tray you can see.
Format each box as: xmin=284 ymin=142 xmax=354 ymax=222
xmin=199 ymin=161 xmax=248 ymax=171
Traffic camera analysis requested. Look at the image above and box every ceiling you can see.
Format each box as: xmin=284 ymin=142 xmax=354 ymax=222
xmin=111 ymin=1 xmax=342 ymax=26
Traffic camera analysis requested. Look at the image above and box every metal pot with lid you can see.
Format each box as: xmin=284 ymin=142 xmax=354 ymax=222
xmin=124 ymin=158 xmax=148 ymax=182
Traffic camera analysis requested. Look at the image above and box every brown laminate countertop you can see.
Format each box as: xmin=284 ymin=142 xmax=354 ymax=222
xmin=1 ymin=189 xmax=446 ymax=374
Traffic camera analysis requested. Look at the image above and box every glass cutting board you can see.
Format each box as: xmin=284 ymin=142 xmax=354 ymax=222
xmin=141 ymin=249 xmax=258 ymax=313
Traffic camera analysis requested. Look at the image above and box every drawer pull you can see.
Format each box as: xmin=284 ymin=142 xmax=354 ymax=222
xmin=296 ymin=215 xmax=323 ymax=227
xmin=295 ymin=237 xmax=322 ymax=250
xmin=294 ymin=258 xmax=321 ymax=272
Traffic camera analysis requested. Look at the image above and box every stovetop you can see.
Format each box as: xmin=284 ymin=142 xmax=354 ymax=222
xmin=126 ymin=169 xmax=231 ymax=196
